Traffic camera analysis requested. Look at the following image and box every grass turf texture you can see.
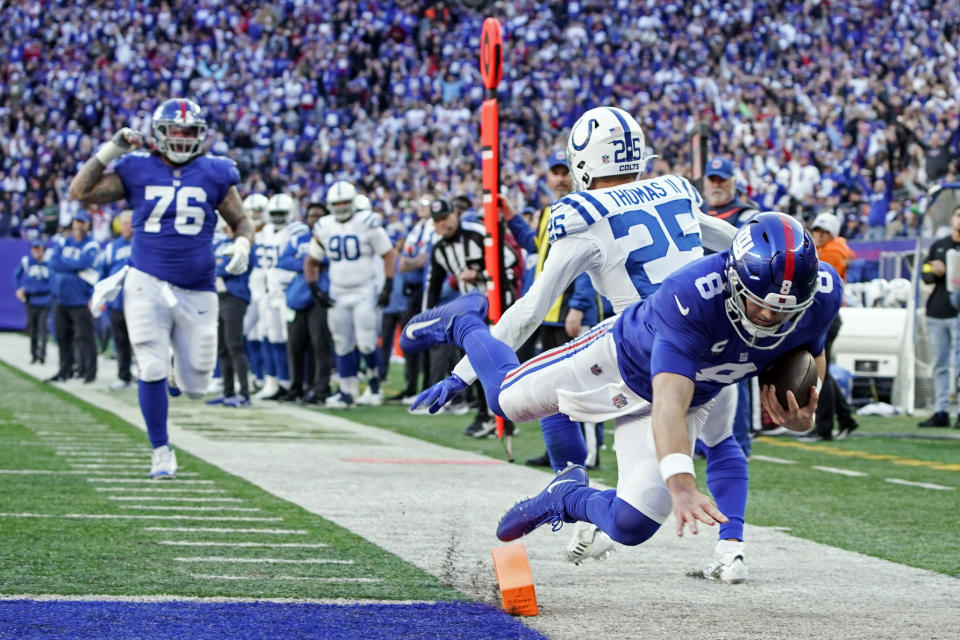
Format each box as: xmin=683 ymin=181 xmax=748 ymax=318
xmin=0 ymin=361 xmax=462 ymax=602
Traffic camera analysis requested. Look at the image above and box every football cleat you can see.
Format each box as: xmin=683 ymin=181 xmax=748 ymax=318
xmin=701 ymin=540 xmax=748 ymax=584
xmin=399 ymin=292 xmax=488 ymax=355
xmin=149 ymin=445 xmax=178 ymax=479
xmin=108 ymin=379 xmax=131 ymax=391
xmin=205 ymin=396 xmax=226 ymax=405
xmin=566 ymin=522 xmax=615 ymax=565
xmin=496 ymin=464 xmax=587 ymax=542
xmin=355 ymin=388 xmax=383 ymax=407
xmin=472 ymin=419 xmax=497 ymax=439
xmin=223 ymin=395 xmax=251 ymax=408
xmin=324 ymin=390 xmax=354 ymax=409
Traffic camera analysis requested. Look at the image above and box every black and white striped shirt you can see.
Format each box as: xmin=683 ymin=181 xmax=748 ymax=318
xmin=426 ymin=220 xmax=518 ymax=308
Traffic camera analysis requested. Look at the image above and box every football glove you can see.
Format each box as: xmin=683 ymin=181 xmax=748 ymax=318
xmin=309 ymin=282 xmax=333 ymax=308
xmin=377 ymin=277 xmax=393 ymax=308
xmin=410 ymin=374 xmax=467 ymax=414
xmin=95 ymin=127 xmax=142 ymax=165
xmin=223 ymin=236 xmax=250 ymax=275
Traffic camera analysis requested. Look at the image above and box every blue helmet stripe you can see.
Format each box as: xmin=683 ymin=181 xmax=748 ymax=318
xmin=606 ymin=107 xmax=633 ymax=161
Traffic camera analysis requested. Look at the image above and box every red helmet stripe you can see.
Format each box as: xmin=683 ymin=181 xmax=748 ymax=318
xmin=781 ymin=218 xmax=796 ymax=285
xmin=179 ymin=100 xmax=186 ymax=121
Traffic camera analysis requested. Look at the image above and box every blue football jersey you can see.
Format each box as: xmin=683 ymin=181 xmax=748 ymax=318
xmin=613 ymin=252 xmax=843 ymax=406
xmin=114 ymin=152 xmax=240 ymax=291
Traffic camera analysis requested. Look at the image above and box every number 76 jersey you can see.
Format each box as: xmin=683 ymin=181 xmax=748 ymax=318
xmin=546 ymin=174 xmax=732 ymax=313
xmin=114 ymin=151 xmax=240 ymax=292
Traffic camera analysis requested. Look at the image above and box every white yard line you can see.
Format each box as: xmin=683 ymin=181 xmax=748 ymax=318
xmin=750 ymin=454 xmax=797 ymax=464
xmin=142 ymin=526 xmax=307 ymax=534
xmin=157 ymin=541 xmax=328 ymax=548
xmin=175 ymin=556 xmax=352 ymax=565
xmin=0 ymin=513 xmax=281 ymax=522
xmin=885 ymin=478 xmax=955 ymax=491
xmin=190 ymin=574 xmax=380 ymax=583
xmin=107 ymin=496 xmax=243 ymax=502
xmin=812 ymin=466 xmax=869 ymax=477
xmin=86 ymin=478 xmax=212 ymax=483
xmin=95 ymin=487 xmax=226 ymax=493
xmin=118 ymin=505 xmax=260 ymax=512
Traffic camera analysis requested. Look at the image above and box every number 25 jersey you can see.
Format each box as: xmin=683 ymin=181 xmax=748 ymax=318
xmin=114 ymin=152 xmax=240 ymax=291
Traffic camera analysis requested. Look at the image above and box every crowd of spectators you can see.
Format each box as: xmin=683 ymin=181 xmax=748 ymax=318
xmin=1 ymin=0 xmax=959 ymax=244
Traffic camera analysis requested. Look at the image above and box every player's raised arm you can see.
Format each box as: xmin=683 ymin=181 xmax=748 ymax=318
xmin=68 ymin=128 xmax=142 ymax=204
xmin=651 ymin=371 xmax=728 ymax=537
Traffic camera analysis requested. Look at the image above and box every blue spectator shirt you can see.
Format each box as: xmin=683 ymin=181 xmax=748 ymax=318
xmin=48 ymin=234 xmax=99 ymax=307
xmin=14 ymin=253 xmax=52 ymax=307
xmin=98 ymin=235 xmax=132 ymax=311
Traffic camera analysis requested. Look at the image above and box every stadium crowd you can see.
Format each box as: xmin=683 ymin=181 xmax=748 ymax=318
xmin=5 ymin=1 xmax=960 ymax=425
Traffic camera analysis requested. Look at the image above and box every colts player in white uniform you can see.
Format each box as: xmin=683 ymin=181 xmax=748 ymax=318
xmin=68 ymin=98 xmax=254 ymax=478
xmin=306 ymin=181 xmax=395 ymax=408
xmin=410 ymin=106 xmax=746 ymax=580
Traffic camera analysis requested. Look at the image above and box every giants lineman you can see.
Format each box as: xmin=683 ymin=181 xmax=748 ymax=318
xmin=69 ymin=98 xmax=254 ymax=478
xmin=305 ymin=181 xmax=395 ymax=408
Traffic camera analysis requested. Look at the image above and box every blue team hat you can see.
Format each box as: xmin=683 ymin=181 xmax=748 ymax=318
xmin=72 ymin=209 xmax=91 ymax=223
xmin=545 ymin=149 xmax=567 ymax=171
xmin=705 ymin=157 xmax=734 ymax=180
xmin=30 ymin=238 xmax=45 ymax=248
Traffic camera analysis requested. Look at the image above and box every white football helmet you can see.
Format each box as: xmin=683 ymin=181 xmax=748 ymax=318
xmin=353 ymin=193 xmax=372 ymax=215
xmin=326 ymin=181 xmax=357 ymax=221
xmin=267 ymin=193 xmax=296 ymax=226
xmin=243 ymin=193 xmax=268 ymax=223
xmin=566 ymin=106 xmax=647 ymax=192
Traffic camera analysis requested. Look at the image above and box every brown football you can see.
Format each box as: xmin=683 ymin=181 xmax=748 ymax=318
xmin=758 ymin=348 xmax=819 ymax=407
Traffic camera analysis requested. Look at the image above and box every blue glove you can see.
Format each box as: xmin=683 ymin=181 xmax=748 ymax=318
xmin=411 ymin=374 xmax=467 ymax=414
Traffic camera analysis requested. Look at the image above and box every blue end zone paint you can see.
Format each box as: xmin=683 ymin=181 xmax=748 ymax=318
xmin=0 ymin=600 xmax=549 ymax=640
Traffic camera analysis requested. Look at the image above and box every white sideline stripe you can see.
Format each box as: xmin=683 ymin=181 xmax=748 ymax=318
xmin=54 ymin=451 xmax=142 ymax=456
xmin=158 ymin=541 xmax=328 ymax=548
xmin=87 ymin=478 xmax=212 ymax=483
xmin=176 ymin=556 xmax=352 ymax=565
xmin=191 ymin=574 xmax=380 ymax=583
xmin=0 ymin=513 xmax=281 ymax=522
xmin=108 ymin=496 xmax=243 ymax=502
xmin=0 ymin=593 xmax=426 ymax=604
xmin=96 ymin=488 xmax=226 ymax=493
xmin=119 ymin=505 xmax=260 ymax=512
xmin=0 ymin=469 xmax=142 ymax=476
xmin=750 ymin=455 xmax=797 ymax=465
xmin=68 ymin=464 xmax=145 ymax=469
xmin=885 ymin=478 xmax=955 ymax=491
xmin=812 ymin=466 xmax=869 ymax=477
xmin=143 ymin=527 xmax=307 ymax=534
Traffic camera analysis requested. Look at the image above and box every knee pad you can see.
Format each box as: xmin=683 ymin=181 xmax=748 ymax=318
xmin=608 ymin=497 xmax=661 ymax=546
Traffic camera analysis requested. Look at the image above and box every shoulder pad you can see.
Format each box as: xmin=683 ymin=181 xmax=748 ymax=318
xmin=548 ymin=191 xmax=612 ymax=241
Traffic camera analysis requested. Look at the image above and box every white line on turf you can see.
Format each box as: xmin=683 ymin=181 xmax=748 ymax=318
xmin=86 ymin=478 xmax=213 ymax=483
xmin=885 ymin=478 xmax=954 ymax=491
xmin=118 ymin=505 xmax=261 ymax=512
xmin=108 ymin=496 xmax=244 ymax=502
xmin=142 ymin=527 xmax=307 ymax=534
xmin=190 ymin=574 xmax=380 ymax=583
xmin=175 ymin=556 xmax=352 ymax=564
xmin=0 ymin=594 xmax=423 ymax=604
xmin=95 ymin=488 xmax=226 ymax=493
xmin=812 ymin=466 xmax=869 ymax=477
xmin=157 ymin=541 xmax=328 ymax=548
xmin=750 ymin=454 xmax=797 ymax=464
xmin=0 ymin=513 xmax=281 ymax=521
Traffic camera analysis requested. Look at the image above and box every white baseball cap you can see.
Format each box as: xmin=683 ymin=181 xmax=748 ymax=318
xmin=810 ymin=212 xmax=841 ymax=238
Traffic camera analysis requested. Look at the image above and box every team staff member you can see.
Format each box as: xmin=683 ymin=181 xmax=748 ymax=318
xmin=14 ymin=238 xmax=52 ymax=365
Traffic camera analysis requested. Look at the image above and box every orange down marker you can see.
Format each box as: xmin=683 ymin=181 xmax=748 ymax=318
xmin=490 ymin=543 xmax=538 ymax=616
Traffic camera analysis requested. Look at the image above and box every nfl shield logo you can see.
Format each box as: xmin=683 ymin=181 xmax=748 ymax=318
xmin=601 ymin=154 xmax=610 ymax=163
xmin=590 ymin=364 xmax=602 ymax=376
xmin=612 ymin=393 xmax=627 ymax=409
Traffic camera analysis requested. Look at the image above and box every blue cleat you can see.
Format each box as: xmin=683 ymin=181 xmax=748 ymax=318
xmin=223 ymin=395 xmax=251 ymax=408
xmin=167 ymin=381 xmax=181 ymax=397
xmin=496 ymin=464 xmax=588 ymax=542
xmin=399 ymin=292 xmax=489 ymax=355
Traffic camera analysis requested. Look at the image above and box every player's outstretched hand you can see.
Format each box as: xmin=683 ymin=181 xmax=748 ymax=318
xmin=224 ymin=237 xmax=251 ymax=275
xmin=760 ymin=383 xmax=819 ymax=432
xmin=95 ymin=127 xmax=143 ymax=165
xmin=410 ymin=374 xmax=467 ymax=414
xmin=666 ymin=474 xmax=727 ymax=537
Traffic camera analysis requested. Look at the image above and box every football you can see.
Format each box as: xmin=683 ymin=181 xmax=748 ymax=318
xmin=758 ymin=348 xmax=820 ymax=407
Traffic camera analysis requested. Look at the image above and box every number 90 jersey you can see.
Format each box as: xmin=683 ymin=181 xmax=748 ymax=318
xmin=546 ymin=174 xmax=724 ymax=313
xmin=312 ymin=212 xmax=392 ymax=290
xmin=114 ymin=152 xmax=240 ymax=291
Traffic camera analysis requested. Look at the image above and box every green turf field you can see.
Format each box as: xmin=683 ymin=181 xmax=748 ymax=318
xmin=0 ymin=362 xmax=463 ymax=600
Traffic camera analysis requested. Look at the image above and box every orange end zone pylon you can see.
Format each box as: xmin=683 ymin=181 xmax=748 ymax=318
xmin=490 ymin=543 xmax=538 ymax=616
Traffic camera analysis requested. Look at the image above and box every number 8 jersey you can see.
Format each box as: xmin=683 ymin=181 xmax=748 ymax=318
xmin=114 ymin=151 xmax=240 ymax=291
xmin=312 ymin=211 xmax=393 ymax=291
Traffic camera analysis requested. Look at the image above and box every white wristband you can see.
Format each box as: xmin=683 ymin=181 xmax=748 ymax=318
xmin=659 ymin=453 xmax=695 ymax=482
xmin=94 ymin=141 xmax=125 ymax=166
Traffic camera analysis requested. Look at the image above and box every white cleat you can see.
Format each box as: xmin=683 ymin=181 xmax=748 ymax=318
xmin=701 ymin=539 xmax=748 ymax=584
xmin=253 ymin=378 xmax=279 ymax=400
xmin=206 ymin=377 xmax=224 ymax=394
xmin=324 ymin=391 xmax=354 ymax=409
xmin=566 ymin=522 xmax=615 ymax=565
xmin=108 ymin=379 xmax=131 ymax=391
xmin=149 ymin=445 xmax=178 ymax=479
xmin=355 ymin=388 xmax=383 ymax=407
